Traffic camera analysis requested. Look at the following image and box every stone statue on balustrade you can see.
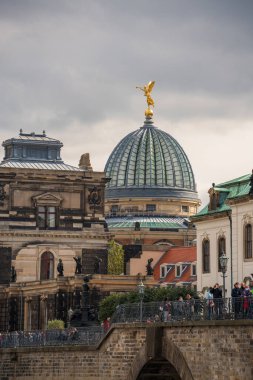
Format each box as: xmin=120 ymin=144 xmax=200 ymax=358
xmin=11 ymin=266 xmax=17 ymax=282
xmin=57 ymin=258 xmax=64 ymax=276
xmin=73 ymin=256 xmax=82 ymax=275
xmin=94 ymin=256 xmax=102 ymax=274
xmin=146 ymin=258 xmax=154 ymax=276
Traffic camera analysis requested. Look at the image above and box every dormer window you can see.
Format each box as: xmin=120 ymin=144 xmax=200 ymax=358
xmin=160 ymin=264 xmax=174 ymax=278
xmin=175 ymin=263 xmax=189 ymax=278
xmin=176 ymin=265 xmax=181 ymax=277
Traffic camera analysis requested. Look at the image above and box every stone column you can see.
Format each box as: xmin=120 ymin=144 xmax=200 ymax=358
xmin=40 ymin=295 xmax=48 ymax=330
xmin=24 ymin=296 xmax=32 ymax=331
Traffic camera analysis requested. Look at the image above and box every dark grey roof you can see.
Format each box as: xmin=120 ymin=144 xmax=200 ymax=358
xmin=2 ymin=130 xmax=64 ymax=166
xmin=0 ymin=131 xmax=84 ymax=172
xmin=0 ymin=161 xmax=82 ymax=171
xmin=105 ymin=118 xmax=198 ymax=200
xmin=2 ymin=132 xmax=62 ymax=146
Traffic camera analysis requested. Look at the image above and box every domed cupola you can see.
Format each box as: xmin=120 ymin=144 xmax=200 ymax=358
xmin=105 ymin=117 xmax=197 ymax=200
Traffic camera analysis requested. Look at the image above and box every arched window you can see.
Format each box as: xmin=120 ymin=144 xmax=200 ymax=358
xmin=218 ymin=237 xmax=226 ymax=272
xmin=202 ymin=239 xmax=210 ymax=273
xmin=40 ymin=251 xmax=54 ymax=280
xmin=244 ymin=224 xmax=252 ymax=259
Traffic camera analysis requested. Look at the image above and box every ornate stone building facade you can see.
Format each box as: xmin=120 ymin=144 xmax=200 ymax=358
xmin=0 ymin=130 xmax=111 ymax=330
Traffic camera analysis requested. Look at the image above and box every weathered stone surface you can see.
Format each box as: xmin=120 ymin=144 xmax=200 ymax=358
xmin=0 ymin=321 xmax=252 ymax=380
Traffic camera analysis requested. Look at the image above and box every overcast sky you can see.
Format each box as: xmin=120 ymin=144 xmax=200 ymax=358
xmin=1 ymin=0 xmax=253 ymax=207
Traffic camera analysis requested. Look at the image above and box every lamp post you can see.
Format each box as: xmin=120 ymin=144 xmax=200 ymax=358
xmin=81 ymin=276 xmax=90 ymax=326
xmin=138 ymin=279 xmax=145 ymax=322
xmin=219 ymin=252 xmax=229 ymax=298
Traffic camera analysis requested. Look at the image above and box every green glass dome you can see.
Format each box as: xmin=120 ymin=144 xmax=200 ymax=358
xmin=105 ymin=118 xmax=198 ymax=200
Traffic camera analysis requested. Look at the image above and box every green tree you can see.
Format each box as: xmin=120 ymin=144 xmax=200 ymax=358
xmin=47 ymin=319 xmax=64 ymax=329
xmin=107 ymin=240 xmax=124 ymax=275
xmin=98 ymin=286 xmax=198 ymax=321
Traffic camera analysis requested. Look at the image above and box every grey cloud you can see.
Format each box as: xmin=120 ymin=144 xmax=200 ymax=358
xmin=0 ymin=0 xmax=253 ymax=204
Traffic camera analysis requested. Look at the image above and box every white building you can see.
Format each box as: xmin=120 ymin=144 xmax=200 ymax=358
xmin=192 ymin=173 xmax=253 ymax=296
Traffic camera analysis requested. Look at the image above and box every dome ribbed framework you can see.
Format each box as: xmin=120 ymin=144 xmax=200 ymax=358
xmin=105 ymin=119 xmax=197 ymax=199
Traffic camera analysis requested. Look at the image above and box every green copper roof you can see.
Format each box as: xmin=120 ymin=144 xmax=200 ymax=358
xmin=195 ymin=203 xmax=231 ymax=217
xmin=105 ymin=118 xmax=198 ymax=200
xmin=106 ymin=216 xmax=190 ymax=229
xmin=194 ymin=173 xmax=252 ymax=218
xmin=218 ymin=173 xmax=250 ymax=187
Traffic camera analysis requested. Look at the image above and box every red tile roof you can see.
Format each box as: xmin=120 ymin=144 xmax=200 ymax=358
xmin=153 ymin=246 xmax=196 ymax=284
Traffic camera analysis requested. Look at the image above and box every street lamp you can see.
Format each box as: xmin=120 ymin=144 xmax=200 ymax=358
xmin=219 ymin=252 xmax=229 ymax=298
xmin=138 ymin=279 xmax=145 ymax=322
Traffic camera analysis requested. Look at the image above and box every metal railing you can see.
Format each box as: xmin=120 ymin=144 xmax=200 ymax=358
xmin=110 ymin=297 xmax=253 ymax=324
xmin=105 ymin=211 xmax=175 ymax=218
xmin=1 ymin=297 xmax=252 ymax=349
xmin=0 ymin=326 xmax=104 ymax=349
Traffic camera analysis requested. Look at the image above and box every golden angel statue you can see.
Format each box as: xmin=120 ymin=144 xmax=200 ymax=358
xmin=136 ymin=81 xmax=155 ymax=117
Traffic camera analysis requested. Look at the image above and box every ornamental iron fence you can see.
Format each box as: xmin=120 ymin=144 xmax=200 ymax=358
xmin=110 ymin=297 xmax=252 ymax=324
xmin=0 ymin=297 xmax=252 ymax=349
xmin=0 ymin=326 xmax=104 ymax=349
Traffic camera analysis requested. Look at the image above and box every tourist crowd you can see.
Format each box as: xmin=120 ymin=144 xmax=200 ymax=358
xmin=144 ymin=282 xmax=253 ymax=323
xmin=205 ymin=281 xmax=253 ymax=320
xmin=0 ymin=327 xmax=79 ymax=348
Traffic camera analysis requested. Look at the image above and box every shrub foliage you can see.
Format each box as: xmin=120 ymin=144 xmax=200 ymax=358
xmin=98 ymin=286 xmax=198 ymax=321
xmin=47 ymin=319 xmax=65 ymax=329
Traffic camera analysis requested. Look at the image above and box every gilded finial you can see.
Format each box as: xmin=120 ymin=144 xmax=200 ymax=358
xmin=136 ymin=81 xmax=155 ymax=118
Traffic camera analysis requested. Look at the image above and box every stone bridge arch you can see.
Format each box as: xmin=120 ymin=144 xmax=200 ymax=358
xmin=127 ymin=327 xmax=194 ymax=380
xmin=1 ymin=321 xmax=253 ymax=379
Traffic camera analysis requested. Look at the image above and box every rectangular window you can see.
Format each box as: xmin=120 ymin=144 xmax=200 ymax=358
xmin=47 ymin=207 xmax=56 ymax=228
xmin=161 ymin=266 xmax=166 ymax=278
xmin=202 ymin=240 xmax=210 ymax=273
xmin=37 ymin=206 xmax=57 ymax=229
xmin=38 ymin=206 xmax=46 ymax=228
xmin=245 ymin=224 xmax=252 ymax=259
xmin=160 ymin=265 xmax=173 ymax=279
xmin=182 ymin=205 xmax=189 ymax=213
xmin=192 ymin=264 xmax=196 ymax=276
xmin=124 ymin=207 xmax=138 ymax=213
xmin=176 ymin=265 xmax=181 ymax=277
xmin=146 ymin=204 xmax=156 ymax=212
xmin=111 ymin=205 xmax=119 ymax=216
xmin=27 ymin=147 xmax=47 ymax=159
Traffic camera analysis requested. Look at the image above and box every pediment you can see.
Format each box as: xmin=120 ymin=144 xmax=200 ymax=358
xmin=33 ymin=192 xmax=63 ymax=206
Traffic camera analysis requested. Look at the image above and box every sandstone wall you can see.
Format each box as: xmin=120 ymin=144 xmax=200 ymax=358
xmin=0 ymin=321 xmax=252 ymax=380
